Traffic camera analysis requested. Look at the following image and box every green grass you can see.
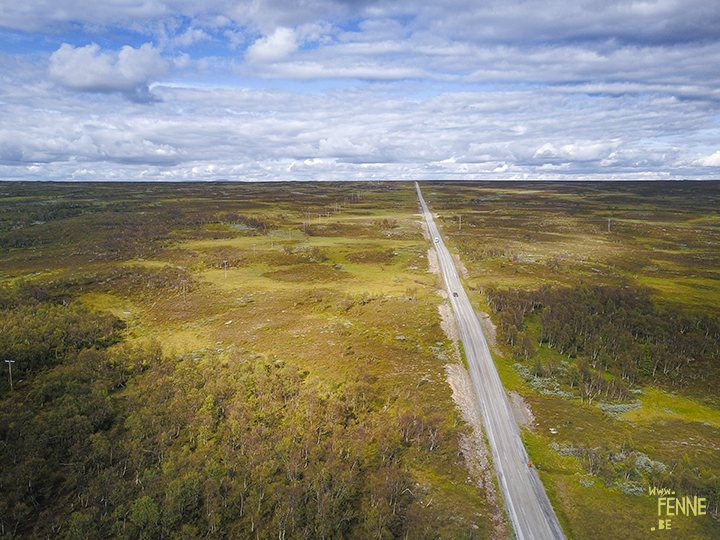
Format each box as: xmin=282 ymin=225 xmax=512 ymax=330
xmin=421 ymin=180 xmax=720 ymax=540
xmin=3 ymin=180 xmax=720 ymax=539
xmin=621 ymin=388 xmax=720 ymax=428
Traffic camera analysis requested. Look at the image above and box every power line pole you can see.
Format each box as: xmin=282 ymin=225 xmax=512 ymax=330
xmin=181 ymin=280 xmax=187 ymax=302
xmin=123 ymin=312 xmax=131 ymax=338
xmin=223 ymin=260 xmax=228 ymax=278
xmin=459 ymin=214 xmax=462 ymax=230
xmin=5 ymin=360 xmax=14 ymax=392
xmin=252 ymin=244 xmax=257 ymax=257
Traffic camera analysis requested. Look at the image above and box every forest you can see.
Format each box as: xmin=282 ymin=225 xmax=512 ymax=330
xmin=0 ymin=182 xmax=489 ymax=540
xmin=3 ymin=180 xmax=720 ymax=540
xmin=486 ymin=284 xmax=720 ymax=396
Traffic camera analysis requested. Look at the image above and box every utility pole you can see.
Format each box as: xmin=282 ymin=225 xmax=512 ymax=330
xmin=608 ymin=218 xmax=611 ymax=232
xmin=459 ymin=214 xmax=462 ymax=230
xmin=123 ymin=312 xmax=131 ymax=338
xmin=5 ymin=360 xmax=14 ymax=392
xmin=252 ymin=244 xmax=257 ymax=257
xmin=181 ymin=280 xmax=187 ymax=302
xmin=223 ymin=260 xmax=228 ymax=278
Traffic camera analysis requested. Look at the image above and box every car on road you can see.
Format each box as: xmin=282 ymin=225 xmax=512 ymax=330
xmin=453 ymin=292 xmax=458 ymax=297
xmin=434 ymin=237 xmax=439 ymax=242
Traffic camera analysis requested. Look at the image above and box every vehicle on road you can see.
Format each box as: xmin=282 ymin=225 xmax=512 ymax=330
xmin=453 ymin=292 xmax=458 ymax=297
xmin=434 ymin=237 xmax=439 ymax=242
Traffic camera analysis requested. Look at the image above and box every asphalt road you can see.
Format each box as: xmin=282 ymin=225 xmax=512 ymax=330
xmin=416 ymin=183 xmax=566 ymax=540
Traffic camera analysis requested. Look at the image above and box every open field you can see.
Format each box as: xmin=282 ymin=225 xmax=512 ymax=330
xmin=423 ymin=181 xmax=720 ymax=540
xmin=1 ymin=180 xmax=719 ymax=539
xmin=0 ymin=182 xmax=492 ymax=539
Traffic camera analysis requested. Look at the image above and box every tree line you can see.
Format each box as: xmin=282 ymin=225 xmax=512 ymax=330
xmin=485 ymin=284 xmax=720 ymax=396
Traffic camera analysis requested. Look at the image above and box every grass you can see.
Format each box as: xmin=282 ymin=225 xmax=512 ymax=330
xmin=3 ymin=180 xmax=720 ymax=539
xmin=0 ymin=181 xmax=502 ymax=536
xmin=621 ymin=388 xmax=720 ymax=428
xmin=422 ymin=181 xmax=720 ymax=539
xmin=426 ymin=181 xmax=720 ymax=312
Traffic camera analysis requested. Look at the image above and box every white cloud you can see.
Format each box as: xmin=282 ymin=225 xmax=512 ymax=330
xmin=245 ymin=27 xmax=298 ymax=63
xmin=698 ymin=151 xmax=720 ymax=166
xmin=224 ymin=29 xmax=246 ymax=49
xmin=1 ymin=0 xmax=719 ymax=180
xmin=174 ymin=27 xmax=211 ymax=47
xmin=48 ymin=43 xmax=169 ymax=98
xmin=2 ymin=0 xmax=719 ymax=50
xmin=533 ymin=140 xmax=618 ymax=163
xmin=253 ymin=61 xmax=431 ymax=81
xmin=1 ymin=79 xmax=717 ymax=180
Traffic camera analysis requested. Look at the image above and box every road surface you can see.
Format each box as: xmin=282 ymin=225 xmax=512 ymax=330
xmin=416 ymin=182 xmax=566 ymax=540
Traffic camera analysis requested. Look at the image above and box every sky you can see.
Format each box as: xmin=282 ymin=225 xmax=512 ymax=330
xmin=1 ymin=0 xmax=720 ymax=181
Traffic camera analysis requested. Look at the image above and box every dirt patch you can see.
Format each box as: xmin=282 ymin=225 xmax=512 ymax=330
xmin=452 ymin=253 xmax=470 ymax=279
xmin=438 ymin=302 xmax=460 ymax=343
xmin=476 ymin=310 xmax=501 ymax=355
xmin=508 ymin=391 xmax=535 ymax=431
xmin=445 ymin=364 xmax=508 ymax=540
xmin=418 ymin=214 xmax=431 ymax=241
xmin=426 ymin=248 xmax=440 ymax=275
xmin=476 ymin=310 xmax=497 ymax=346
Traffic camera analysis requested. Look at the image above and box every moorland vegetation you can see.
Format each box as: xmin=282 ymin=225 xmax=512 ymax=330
xmin=0 ymin=182 xmax=491 ymax=540
xmin=425 ymin=181 xmax=720 ymax=539
xmin=2 ymin=180 xmax=720 ymax=540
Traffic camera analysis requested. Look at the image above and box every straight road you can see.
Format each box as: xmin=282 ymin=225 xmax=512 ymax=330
xmin=416 ymin=182 xmax=566 ymax=540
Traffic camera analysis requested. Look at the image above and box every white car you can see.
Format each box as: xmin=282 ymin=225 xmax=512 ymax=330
xmin=434 ymin=237 xmax=439 ymax=243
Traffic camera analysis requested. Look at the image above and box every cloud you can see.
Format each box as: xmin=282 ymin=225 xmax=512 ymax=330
xmin=0 ymin=79 xmax=716 ymax=180
xmin=2 ymin=0 xmax=719 ymax=49
xmin=48 ymin=43 xmax=169 ymax=100
xmin=1 ymin=0 xmax=720 ymax=180
xmin=698 ymin=151 xmax=720 ymax=166
xmin=245 ymin=27 xmax=298 ymax=62
xmin=252 ymin=61 xmax=431 ymax=81
xmin=224 ymin=29 xmax=246 ymax=49
xmin=174 ymin=27 xmax=211 ymax=47
xmin=533 ymin=141 xmax=619 ymax=163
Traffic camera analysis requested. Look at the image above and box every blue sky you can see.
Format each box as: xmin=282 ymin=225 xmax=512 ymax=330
xmin=1 ymin=0 xmax=719 ymax=180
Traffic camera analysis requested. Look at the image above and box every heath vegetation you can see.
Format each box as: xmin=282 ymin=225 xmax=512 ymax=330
xmin=424 ymin=181 xmax=720 ymax=540
xmin=2 ymin=180 xmax=719 ymax=540
xmin=0 ymin=182 xmax=491 ymax=540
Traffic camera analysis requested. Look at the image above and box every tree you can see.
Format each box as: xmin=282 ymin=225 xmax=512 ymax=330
xmin=130 ymin=496 xmax=159 ymax=538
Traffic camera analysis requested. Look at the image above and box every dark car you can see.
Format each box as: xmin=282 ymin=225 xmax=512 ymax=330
xmin=453 ymin=292 xmax=458 ymax=297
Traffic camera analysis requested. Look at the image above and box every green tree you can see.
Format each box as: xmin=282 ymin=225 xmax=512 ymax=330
xmin=130 ymin=496 xmax=159 ymax=538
